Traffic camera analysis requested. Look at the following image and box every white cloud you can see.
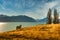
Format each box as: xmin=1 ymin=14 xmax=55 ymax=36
xmin=24 ymin=1 xmax=58 ymax=19
xmin=0 ymin=0 xmax=59 ymax=19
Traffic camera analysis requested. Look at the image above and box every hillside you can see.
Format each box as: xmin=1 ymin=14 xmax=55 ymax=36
xmin=0 ymin=15 xmax=36 ymax=22
xmin=0 ymin=24 xmax=60 ymax=40
xmin=36 ymin=17 xmax=47 ymax=22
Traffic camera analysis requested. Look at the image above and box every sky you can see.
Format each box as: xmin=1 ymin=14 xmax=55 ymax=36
xmin=0 ymin=0 xmax=60 ymax=19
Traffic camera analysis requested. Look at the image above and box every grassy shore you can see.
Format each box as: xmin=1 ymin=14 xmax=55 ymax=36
xmin=0 ymin=24 xmax=60 ymax=40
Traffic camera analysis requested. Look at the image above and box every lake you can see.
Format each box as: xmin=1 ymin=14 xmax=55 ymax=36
xmin=0 ymin=22 xmax=46 ymax=32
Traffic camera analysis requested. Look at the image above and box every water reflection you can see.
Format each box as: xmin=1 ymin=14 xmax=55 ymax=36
xmin=0 ymin=22 xmax=6 ymax=32
xmin=0 ymin=22 xmax=45 ymax=32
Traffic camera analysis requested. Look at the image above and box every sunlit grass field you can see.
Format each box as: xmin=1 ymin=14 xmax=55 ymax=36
xmin=0 ymin=24 xmax=60 ymax=40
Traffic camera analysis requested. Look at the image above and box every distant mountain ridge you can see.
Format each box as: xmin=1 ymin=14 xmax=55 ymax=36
xmin=36 ymin=18 xmax=47 ymax=22
xmin=37 ymin=17 xmax=60 ymax=23
xmin=0 ymin=15 xmax=36 ymax=22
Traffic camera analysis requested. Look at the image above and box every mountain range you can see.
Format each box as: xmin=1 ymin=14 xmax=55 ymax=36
xmin=0 ymin=15 xmax=48 ymax=22
xmin=0 ymin=15 xmax=36 ymax=22
xmin=36 ymin=18 xmax=47 ymax=22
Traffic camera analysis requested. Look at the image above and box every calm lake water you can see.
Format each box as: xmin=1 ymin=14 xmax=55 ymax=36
xmin=0 ymin=22 xmax=46 ymax=32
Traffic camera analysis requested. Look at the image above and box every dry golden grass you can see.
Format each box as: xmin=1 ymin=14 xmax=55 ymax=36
xmin=0 ymin=24 xmax=60 ymax=40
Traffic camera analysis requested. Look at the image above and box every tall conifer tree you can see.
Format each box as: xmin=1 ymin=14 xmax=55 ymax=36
xmin=47 ymin=9 xmax=52 ymax=24
xmin=53 ymin=9 xmax=59 ymax=24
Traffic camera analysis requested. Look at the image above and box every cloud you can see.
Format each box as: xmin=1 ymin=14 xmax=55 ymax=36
xmin=0 ymin=0 xmax=59 ymax=19
xmin=24 ymin=0 xmax=58 ymax=19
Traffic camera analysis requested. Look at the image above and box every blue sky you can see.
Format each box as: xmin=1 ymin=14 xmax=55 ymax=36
xmin=0 ymin=0 xmax=59 ymax=19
